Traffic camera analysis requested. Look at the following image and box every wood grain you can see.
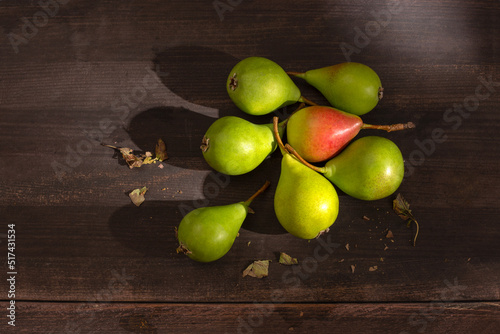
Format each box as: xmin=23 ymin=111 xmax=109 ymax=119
xmin=13 ymin=302 xmax=500 ymax=333
xmin=0 ymin=0 xmax=499 ymax=332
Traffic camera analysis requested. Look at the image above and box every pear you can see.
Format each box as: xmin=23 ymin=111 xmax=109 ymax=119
xmin=227 ymin=57 xmax=315 ymax=116
xmin=288 ymin=62 xmax=383 ymax=116
xmin=201 ymin=116 xmax=285 ymax=175
xmin=272 ymin=117 xmax=339 ymax=239
xmin=286 ymin=136 xmax=404 ymax=201
xmin=176 ymin=181 xmax=270 ymax=262
xmin=286 ymin=105 xmax=414 ymax=163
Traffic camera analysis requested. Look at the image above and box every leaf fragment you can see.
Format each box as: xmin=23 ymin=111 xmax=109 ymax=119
xmin=155 ymin=138 xmax=168 ymax=161
xmin=242 ymin=260 xmax=270 ymax=278
xmin=369 ymin=266 xmax=378 ymax=272
xmin=393 ymin=193 xmax=420 ymax=246
xmin=350 ymin=264 xmax=356 ymax=274
xmin=129 ymin=186 xmax=148 ymax=206
xmin=279 ymin=252 xmax=298 ymax=265
xmin=102 ymin=139 xmax=168 ymax=169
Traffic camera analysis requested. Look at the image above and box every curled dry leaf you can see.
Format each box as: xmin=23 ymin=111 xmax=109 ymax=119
xmin=102 ymin=138 xmax=168 ymax=168
xmin=386 ymin=230 xmax=394 ymax=239
xmin=155 ymin=138 xmax=168 ymax=161
xmin=393 ymin=193 xmax=420 ymax=246
xmin=242 ymin=260 xmax=271 ymax=278
xmin=279 ymin=252 xmax=298 ymax=265
xmin=350 ymin=264 xmax=356 ymax=274
xmin=369 ymin=266 xmax=378 ymax=272
xmin=129 ymin=187 xmax=148 ymax=206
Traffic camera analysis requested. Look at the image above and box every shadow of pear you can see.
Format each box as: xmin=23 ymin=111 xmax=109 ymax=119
xmin=107 ymin=163 xmax=287 ymax=257
xmin=153 ymin=45 xmax=239 ymax=112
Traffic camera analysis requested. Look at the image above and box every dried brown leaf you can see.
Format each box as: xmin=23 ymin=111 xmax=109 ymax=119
xmin=242 ymin=260 xmax=270 ymax=278
xmin=279 ymin=253 xmax=298 ymax=265
xmin=129 ymin=186 xmax=148 ymax=206
xmin=392 ymin=193 xmax=420 ymax=246
xmin=369 ymin=266 xmax=378 ymax=272
xmin=155 ymin=138 xmax=168 ymax=161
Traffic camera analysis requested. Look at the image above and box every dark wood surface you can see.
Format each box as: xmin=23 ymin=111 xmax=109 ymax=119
xmin=1 ymin=0 xmax=499 ymax=333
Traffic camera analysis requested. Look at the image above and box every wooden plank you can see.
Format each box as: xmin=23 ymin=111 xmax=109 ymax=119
xmin=0 ymin=0 xmax=499 ymax=319
xmin=5 ymin=302 xmax=500 ymax=333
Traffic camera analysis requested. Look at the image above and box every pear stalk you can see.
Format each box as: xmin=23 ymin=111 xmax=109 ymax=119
xmin=298 ymin=95 xmax=319 ymax=106
xmin=362 ymin=121 xmax=415 ymax=132
xmin=244 ymin=181 xmax=271 ymax=206
xmin=286 ymin=71 xmax=305 ymax=78
xmin=273 ymin=116 xmax=288 ymax=154
xmin=285 ymin=144 xmax=327 ymax=174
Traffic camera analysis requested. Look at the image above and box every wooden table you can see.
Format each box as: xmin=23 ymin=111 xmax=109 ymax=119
xmin=1 ymin=0 xmax=499 ymax=332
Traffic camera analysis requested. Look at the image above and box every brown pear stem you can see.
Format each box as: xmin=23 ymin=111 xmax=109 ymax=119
xmin=273 ymin=116 xmax=288 ymax=154
xmin=298 ymin=95 xmax=319 ymax=106
xmin=412 ymin=219 xmax=420 ymax=247
xmin=361 ymin=121 xmax=415 ymax=132
xmin=285 ymin=144 xmax=327 ymax=174
xmin=244 ymin=180 xmax=271 ymax=205
xmin=286 ymin=71 xmax=304 ymax=77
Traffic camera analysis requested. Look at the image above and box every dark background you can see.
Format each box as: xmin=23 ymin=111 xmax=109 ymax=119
xmin=0 ymin=0 xmax=499 ymax=333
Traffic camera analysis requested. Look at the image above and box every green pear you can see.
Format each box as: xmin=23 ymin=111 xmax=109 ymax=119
xmin=201 ymin=116 xmax=285 ymax=175
xmin=287 ymin=136 xmax=404 ymax=201
xmin=227 ymin=57 xmax=308 ymax=116
xmin=177 ymin=181 xmax=270 ymax=262
xmin=288 ymin=62 xmax=382 ymax=116
xmin=272 ymin=118 xmax=339 ymax=239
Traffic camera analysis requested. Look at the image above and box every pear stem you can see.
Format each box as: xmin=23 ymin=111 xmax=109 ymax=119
xmin=244 ymin=180 xmax=271 ymax=206
xmin=361 ymin=121 xmax=415 ymax=132
xmin=286 ymin=71 xmax=304 ymax=77
xmin=298 ymin=95 xmax=319 ymax=106
xmin=273 ymin=116 xmax=288 ymax=154
xmin=285 ymin=143 xmax=327 ymax=174
xmin=412 ymin=220 xmax=420 ymax=247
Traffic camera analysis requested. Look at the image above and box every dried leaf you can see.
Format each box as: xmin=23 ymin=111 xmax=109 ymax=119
xmin=350 ymin=264 xmax=356 ymax=274
xmin=363 ymin=215 xmax=370 ymax=221
xmin=155 ymin=138 xmax=168 ymax=161
xmin=345 ymin=243 xmax=350 ymax=251
xmin=386 ymin=230 xmax=394 ymax=239
xmin=101 ymin=144 xmax=144 ymax=168
xmin=279 ymin=252 xmax=298 ymax=265
xmin=142 ymin=156 xmax=156 ymax=165
xmin=392 ymin=193 xmax=420 ymax=246
xmin=121 ymin=148 xmax=143 ymax=168
xmin=369 ymin=266 xmax=378 ymax=272
xmin=242 ymin=260 xmax=270 ymax=278
xmin=129 ymin=187 xmax=148 ymax=206
xmin=393 ymin=193 xmax=412 ymax=220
